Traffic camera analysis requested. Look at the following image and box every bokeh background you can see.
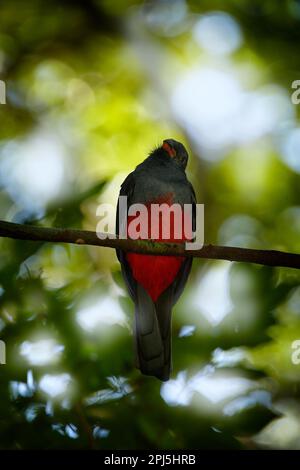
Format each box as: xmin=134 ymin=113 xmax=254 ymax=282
xmin=1 ymin=0 xmax=300 ymax=450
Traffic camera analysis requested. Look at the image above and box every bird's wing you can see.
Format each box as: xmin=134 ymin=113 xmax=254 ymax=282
xmin=171 ymin=180 xmax=197 ymax=305
xmin=116 ymin=171 xmax=137 ymax=300
xmin=116 ymin=171 xmax=135 ymax=243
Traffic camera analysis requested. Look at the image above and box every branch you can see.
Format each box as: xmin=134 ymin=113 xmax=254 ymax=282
xmin=0 ymin=220 xmax=300 ymax=269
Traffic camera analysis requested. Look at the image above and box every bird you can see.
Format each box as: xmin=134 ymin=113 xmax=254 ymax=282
xmin=116 ymin=139 xmax=196 ymax=381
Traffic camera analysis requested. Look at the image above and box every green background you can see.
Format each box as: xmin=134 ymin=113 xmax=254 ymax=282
xmin=1 ymin=0 xmax=300 ymax=449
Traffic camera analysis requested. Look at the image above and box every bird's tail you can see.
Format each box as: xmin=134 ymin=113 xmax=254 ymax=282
xmin=134 ymin=284 xmax=172 ymax=381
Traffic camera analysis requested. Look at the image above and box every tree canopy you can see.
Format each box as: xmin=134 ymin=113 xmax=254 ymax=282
xmin=1 ymin=0 xmax=300 ymax=450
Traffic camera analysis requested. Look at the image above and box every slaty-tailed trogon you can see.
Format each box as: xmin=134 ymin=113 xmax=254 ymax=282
xmin=116 ymin=139 xmax=196 ymax=381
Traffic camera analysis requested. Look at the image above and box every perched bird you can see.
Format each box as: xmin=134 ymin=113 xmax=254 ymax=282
xmin=116 ymin=139 xmax=196 ymax=381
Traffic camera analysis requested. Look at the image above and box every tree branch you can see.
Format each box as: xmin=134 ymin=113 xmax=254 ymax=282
xmin=0 ymin=219 xmax=300 ymax=269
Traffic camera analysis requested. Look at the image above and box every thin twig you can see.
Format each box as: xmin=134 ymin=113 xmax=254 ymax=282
xmin=74 ymin=402 xmax=95 ymax=450
xmin=0 ymin=219 xmax=300 ymax=269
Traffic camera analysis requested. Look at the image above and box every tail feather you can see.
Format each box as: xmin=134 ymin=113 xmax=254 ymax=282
xmin=135 ymin=284 xmax=172 ymax=381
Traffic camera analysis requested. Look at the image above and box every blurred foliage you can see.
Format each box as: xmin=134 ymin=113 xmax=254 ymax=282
xmin=1 ymin=0 xmax=300 ymax=450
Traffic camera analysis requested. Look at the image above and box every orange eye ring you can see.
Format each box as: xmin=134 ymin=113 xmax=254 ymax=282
xmin=163 ymin=141 xmax=176 ymax=157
